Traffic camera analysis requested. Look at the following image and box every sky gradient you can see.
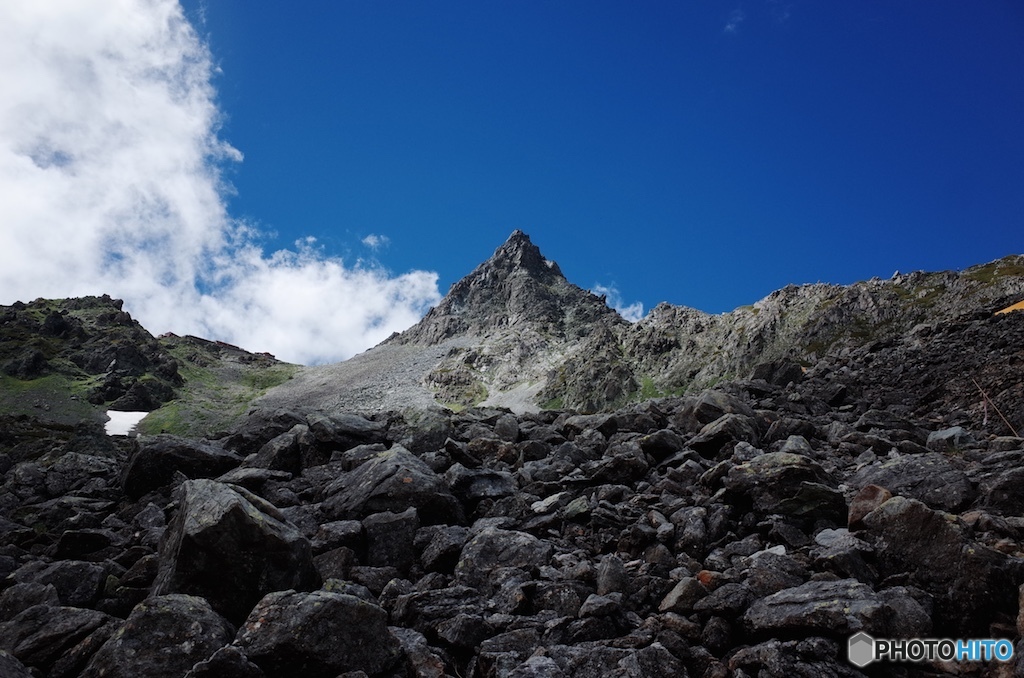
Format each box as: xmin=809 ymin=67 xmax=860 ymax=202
xmin=2 ymin=1 xmax=1021 ymax=363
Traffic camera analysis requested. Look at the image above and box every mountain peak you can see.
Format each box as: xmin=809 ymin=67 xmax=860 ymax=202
xmin=483 ymin=230 xmax=564 ymax=281
xmin=393 ymin=230 xmax=617 ymax=346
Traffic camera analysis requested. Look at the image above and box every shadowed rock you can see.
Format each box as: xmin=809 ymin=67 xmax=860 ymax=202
xmin=80 ymin=595 xmax=233 ymax=678
xmin=152 ymin=479 xmax=320 ymax=624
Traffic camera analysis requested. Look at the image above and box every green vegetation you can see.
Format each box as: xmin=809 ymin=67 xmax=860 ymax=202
xmin=540 ymin=396 xmax=564 ymax=410
xmin=136 ymin=337 xmax=299 ymax=438
xmin=0 ymin=374 xmax=99 ymax=424
xmin=964 ymin=260 xmax=1024 ymax=284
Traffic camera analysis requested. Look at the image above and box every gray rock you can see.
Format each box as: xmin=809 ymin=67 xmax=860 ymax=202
xmin=862 ymin=496 xmax=1017 ymax=634
xmin=122 ymin=434 xmax=242 ymax=499
xmin=321 ymin=446 xmax=464 ymax=525
xmin=152 ymin=479 xmax=320 ymax=624
xmin=848 ymin=452 xmax=974 ymax=512
xmin=0 ymin=604 xmax=116 ymax=675
xmin=235 ymin=589 xmax=402 ymax=678
xmin=454 ymin=527 xmax=553 ymax=592
xmin=742 ymin=578 xmax=929 ymax=637
xmin=80 ymin=595 xmax=233 ymax=678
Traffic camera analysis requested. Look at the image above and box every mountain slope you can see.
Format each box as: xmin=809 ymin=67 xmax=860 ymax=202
xmin=258 ymin=231 xmax=1024 ymax=419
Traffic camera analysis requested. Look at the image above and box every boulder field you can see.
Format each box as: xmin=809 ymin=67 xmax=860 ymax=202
xmin=3 ymin=366 xmax=1024 ymax=677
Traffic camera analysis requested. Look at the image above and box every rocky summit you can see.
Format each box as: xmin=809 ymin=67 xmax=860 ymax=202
xmin=1 ymin=233 xmax=1024 ymax=677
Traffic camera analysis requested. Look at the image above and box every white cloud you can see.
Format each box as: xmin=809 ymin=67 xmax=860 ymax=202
xmin=724 ymin=8 xmax=746 ymax=33
xmin=0 ymin=0 xmax=441 ymax=365
xmin=362 ymin=233 xmax=391 ymax=250
xmin=592 ymin=284 xmax=644 ymax=323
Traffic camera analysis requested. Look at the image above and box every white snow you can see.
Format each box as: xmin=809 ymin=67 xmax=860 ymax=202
xmin=105 ymin=411 xmax=148 ymax=436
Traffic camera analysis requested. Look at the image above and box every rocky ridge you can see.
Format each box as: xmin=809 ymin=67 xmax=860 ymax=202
xmin=0 ymin=296 xmax=295 ymax=437
xmin=257 ymin=232 xmax=1024 ymax=417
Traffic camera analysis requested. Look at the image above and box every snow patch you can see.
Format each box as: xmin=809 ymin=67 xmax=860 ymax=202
xmin=105 ymin=411 xmax=148 ymax=436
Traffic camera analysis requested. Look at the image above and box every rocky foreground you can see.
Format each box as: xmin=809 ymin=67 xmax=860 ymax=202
xmin=3 ymin=348 xmax=1024 ymax=676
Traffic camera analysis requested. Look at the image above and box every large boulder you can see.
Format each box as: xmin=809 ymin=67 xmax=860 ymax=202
xmin=122 ymin=435 xmax=242 ymax=499
xmin=80 ymin=595 xmax=233 ymax=678
xmin=847 ymin=452 xmax=974 ymax=512
xmin=862 ymin=496 xmax=1021 ymax=634
xmin=321 ymin=446 xmax=464 ymax=525
xmin=742 ymin=578 xmax=930 ymax=638
xmin=723 ymin=452 xmax=845 ymax=521
xmin=234 ymin=589 xmax=402 ymax=678
xmin=455 ymin=527 xmax=553 ymax=592
xmin=152 ymin=479 xmax=320 ymax=624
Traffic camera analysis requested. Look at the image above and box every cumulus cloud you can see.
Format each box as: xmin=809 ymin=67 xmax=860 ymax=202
xmin=0 ymin=0 xmax=441 ymax=365
xmin=362 ymin=234 xmax=391 ymax=250
xmin=592 ymin=284 xmax=644 ymax=323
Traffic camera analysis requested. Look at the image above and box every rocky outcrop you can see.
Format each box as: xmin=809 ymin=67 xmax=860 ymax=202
xmin=0 ymin=296 xmax=182 ymax=419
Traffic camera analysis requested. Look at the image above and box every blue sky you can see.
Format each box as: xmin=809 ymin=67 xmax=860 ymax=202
xmin=185 ymin=0 xmax=1022 ymax=311
xmin=1 ymin=1 xmax=1021 ymax=363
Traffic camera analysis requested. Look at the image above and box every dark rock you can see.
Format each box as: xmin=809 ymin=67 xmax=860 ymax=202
xmin=79 ymin=595 xmax=232 ymax=678
xmin=418 ymin=525 xmax=471 ymax=573
xmin=221 ymin=410 xmax=307 ymax=457
xmin=723 ymin=452 xmax=844 ymax=521
xmin=847 ymin=452 xmax=974 ymax=512
xmin=742 ymin=578 xmax=929 ymax=637
xmin=455 ymin=527 xmax=553 ymax=592
xmin=0 ymin=604 xmax=116 ymax=675
xmin=444 ymin=463 xmax=517 ymax=503
xmin=235 ymin=589 xmax=402 ymax=678
xmin=122 ymin=434 xmax=242 ymax=499
xmin=750 ymin=360 xmax=804 ymax=387
xmin=0 ymin=650 xmax=32 ymax=678
xmin=0 ymin=583 xmax=60 ymax=619
xmin=152 ymin=479 xmax=320 ymax=624
xmin=693 ymin=582 xmax=751 ymax=618
xmin=729 ymin=637 xmax=861 ymax=678
xmin=389 ymin=626 xmax=447 ymax=678
xmin=185 ymin=645 xmax=265 ymax=678
xmin=364 ymin=507 xmax=419 ymax=575
xmin=244 ymin=425 xmax=308 ymax=474
xmin=975 ymin=451 xmax=1024 ymax=515
xmin=861 ymin=495 xmax=1018 ymax=634
xmin=688 ymin=414 xmax=760 ymax=458
xmin=7 ymin=560 xmax=109 ymax=608
xmin=321 ymin=446 xmax=464 ymax=525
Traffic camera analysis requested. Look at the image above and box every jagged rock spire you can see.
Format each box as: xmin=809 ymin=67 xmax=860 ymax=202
xmin=393 ymin=230 xmax=619 ymax=346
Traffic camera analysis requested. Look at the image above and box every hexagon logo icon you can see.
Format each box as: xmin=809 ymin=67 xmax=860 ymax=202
xmin=848 ymin=632 xmax=875 ymax=668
